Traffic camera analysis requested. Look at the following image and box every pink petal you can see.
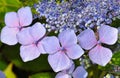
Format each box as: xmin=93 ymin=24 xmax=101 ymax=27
xmin=41 ymin=36 xmax=60 ymax=54
xmin=30 ymin=22 xmax=46 ymax=41
xmin=98 ymin=25 xmax=118 ymax=45
xmin=18 ymin=7 xmax=32 ymax=26
xmin=55 ymin=72 xmax=71 ymax=78
xmin=72 ymin=66 xmax=88 ymax=78
xmin=78 ymin=29 xmax=97 ymax=50
xmin=66 ymin=44 xmax=84 ymax=59
xmin=1 ymin=26 xmax=19 ymax=45
xmin=48 ymin=52 xmax=71 ymax=72
xmin=20 ymin=44 xmax=40 ymax=62
xmin=5 ymin=12 xmax=19 ymax=27
xmin=89 ymin=45 xmax=112 ymax=66
xmin=17 ymin=27 xmax=34 ymax=45
xmin=58 ymin=30 xmax=77 ymax=47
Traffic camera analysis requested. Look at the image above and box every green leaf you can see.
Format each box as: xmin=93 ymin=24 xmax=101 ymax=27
xmin=87 ymin=65 xmax=102 ymax=78
xmin=98 ymin=64 xmax=113 ymax=72
xmin=19 ymin=0 xmax=38 ymax=15
xmin=0 ymin=55 xmax=7 ymax=70
xmin=111 ymin=51 xmax=120 ymax=65
xmin=111 ymin=18 xmax=120 ymax=28
xmin=98 ymin=51 xmax=120 ymax=75
xmin=0 ymin=44 xmax=8 ymax=70
xmin=29 ymin=72 xmax=55 ymax=78
xmin=0 ymin=0 xmax=22 ymax=24
xmin=0 ymin=61 xmax=7 ymax=70
xmin=2 ymin=44 xmax=52 ymax=72
xmin=4 ymin=63 xmax=17 ymax=78
xmin=19 ymin=0 xmax=38 ymax=6
xmin=101 ymin=51 xmax=120 ymax=75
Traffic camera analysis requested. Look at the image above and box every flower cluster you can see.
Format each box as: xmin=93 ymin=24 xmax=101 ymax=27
xmin=0 ymin=6 xmax=87 ymax=77
xmin=0 ymin=0 xmax=119 ymax=78
xmin=35 ymin=0 xmax=120 ymax=33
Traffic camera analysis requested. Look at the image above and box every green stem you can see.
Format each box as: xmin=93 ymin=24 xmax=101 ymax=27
xmin=99 ymin=71 xmax=107 ymax=78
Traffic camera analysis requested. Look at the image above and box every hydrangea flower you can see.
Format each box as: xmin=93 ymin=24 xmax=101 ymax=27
xmin=55 ymin=62 xmax=88 ymax=78
xmin=78 ymin=25 xmax=118 ymax=66
xmin=17 ymin=22 xmax=46 ymax=62
xmin=35 ymin=0 xmax=120 ymax=33
xmin=1 ymin=7 xmax=32 ymax=45
xmin=42 ymin=29 xmax=84 ymax=72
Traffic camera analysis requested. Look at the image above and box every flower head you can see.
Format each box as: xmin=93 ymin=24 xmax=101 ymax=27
xmin=35 ymin=0 xmax=120 ymax=33
xmin=42 ymin=29 xmax=84 ymax=72
xmin=17 ymin=22 xmax=46 ymax=62
xmin=78 ymin=25 xmax=118 ymax=66
xmin=1 ymin=7 xmax=32 ymax=45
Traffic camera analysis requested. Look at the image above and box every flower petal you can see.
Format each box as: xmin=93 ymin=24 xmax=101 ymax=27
xmin=17 ymin=27 xmax=34 ymax=45
xmin=78 ymin=29 xmax=97 ymax=50
xmin=30 ymin=22 xmax=46 ymax=41
xmin=55 ymin=72 xmax=71 ymax=78
xmin=37 ymin=41 xmax=46 ymax=54
xmin=48 ymin=52 xmax=71 ymax=72
xmin=5 ymin=12 xmax=19 ymax=27
xmin=20 ymin=44 xmax=40 ymax=62
xmin=55 ymin=61 xmax=74 ymax=78
xmin=58 ymin=30 xmax=77 ymax=47
xmin=42 ymin=36 xmax=60 ymax=54
xmin=98 ymin=25 xmax=118 ymax=45
xmin=72 ymin=66 xmax=88 ymax=78
xmin=18 ymin=7 xmax=32 ymax=26
xmin=66 ymin=61 xmax=75 ymax=74
xmin=1 ymin=26 xmax=19 ymax=45
xmin=66 ymin=44 xmax=84 ymax=59
xmin=89 ymin=45 xmax=112 ymax=66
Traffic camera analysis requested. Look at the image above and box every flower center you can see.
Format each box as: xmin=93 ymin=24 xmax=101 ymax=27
xmin=97 ymin=40 xmax=101 ymax=45
xmin=60 ymin=47 xmax=67 ymax=52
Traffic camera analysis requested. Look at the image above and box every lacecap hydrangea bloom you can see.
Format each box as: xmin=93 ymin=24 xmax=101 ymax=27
xmin=35 ymin=0 xmax=120 ymax=33
xmin=0 ymin=5 xmax=86 ymax=74
xmin=0 ymin=0 xmax=120 ymax=78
